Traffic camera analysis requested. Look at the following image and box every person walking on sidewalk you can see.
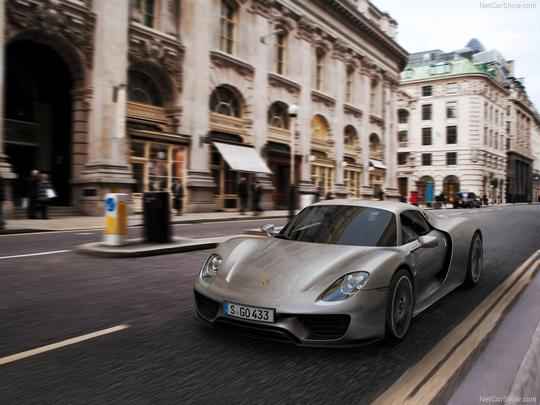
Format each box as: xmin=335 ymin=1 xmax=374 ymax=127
xmin=37 ymin=173 xmax=54 ymax=220
xmin=171 ymin=178 xmax=184 ymax=216
xmin=27 ymin=169 xmax=40 ymax=219
xmin=252 ymin=180 xmax=263 ymax=216
xmin=238 ymin=177 xmax=248 ymax=215
xmin=0 ymin=173 xmax=5 ymax=230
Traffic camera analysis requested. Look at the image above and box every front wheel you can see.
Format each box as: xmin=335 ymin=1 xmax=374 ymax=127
xmin=464 ymin=233 xmax=483 ymax=287
xmin=385 ymin=269 xmax=414 ymax=343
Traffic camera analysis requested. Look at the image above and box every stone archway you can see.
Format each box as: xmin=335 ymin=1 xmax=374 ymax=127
xmin=4 ymin=35 xmax=87 ymax=207
xmin=443 ymin=175 xmax=460 ymax=203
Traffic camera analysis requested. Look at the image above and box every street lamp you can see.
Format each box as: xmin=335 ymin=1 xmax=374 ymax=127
xmin=288 ymin=104 xmax=299 ymax=221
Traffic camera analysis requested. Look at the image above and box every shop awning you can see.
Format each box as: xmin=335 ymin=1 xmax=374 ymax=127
xmin=213 ymin=142 xmax=272 ymax=174
xmin=370 ymin=159 xmax=387 ymax=170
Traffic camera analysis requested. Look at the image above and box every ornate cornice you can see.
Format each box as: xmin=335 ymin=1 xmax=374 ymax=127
xmin=129 ymin=24 xmax=185 ymax=91
xmin=311 ymin=90 xmax=336 ymax=107
xmin=268 ymin=73 xmax=301 ymax=94
xmin=210 ymin=51 xmax=255 ymax=79
xmin=344 ymin=104 xmax=363 ymax=118
xmin=249 ymin=0 xmax=275 ymax=18
xmin=6 ymin=0 xmax=96 ymax=70
xmin=331 ymin=39 xmax=349 ymax=62
xmin=296 ymin=15 xmax=316 ymax=42
xmin=370 ymin=114 xmax=385 ymax=127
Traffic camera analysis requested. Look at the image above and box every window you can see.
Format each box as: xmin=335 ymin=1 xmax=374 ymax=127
xmin=422 ymin=104 xmax=432 ymax=120
xmin=422 ymin=127 xmax=432 ymax=145
xmin=315 ymin=48 xmax=325 ymax=91
xmin=422 ymin=85 xmax=433 ymax=97
xmin=279 ymin=206 xmax=397 ymax=247
xmin=446 ymin=101 xmax=457 ymax=119
xmin=135 ymin=0 xmax=155 ymax=28
xmin=398 ymin=109 xmax=409 ymax=124
xmin=446 ymin=83 xmax=458 ymax=95
xmin=403 ymin=69 xmax=413 ymax=79
xmin=268 ymin=101 xmax=289 ymax=129
xmin=494 ymin=132 xmax=498 ymax=149
xmin=128 ymin=70 xmax=163 ymax=106
xmin=275 ymin=31 xmax=287 ymax=75
xmin=446 ymin=126 xmax=457 ymax=144
xmin=400 ymin=210 xmax=431 ymax=244
xmin=446 ymin=152 xmax=457 ymax=165
xmin=422 ymin=153 xmax=432 ymax=166
xmin=344 ymin=126 xmax=358 ymax=148
xmin=398 ymin=130 xmax=408 ymax=146
xmin=345 ymin=66 xmax=354 ymax=103
xmin=398 ymin=152 xmax=410 ymax=165
xmin=210 ymin=86 xmax=241 ymax=117
xmin=220 ymin=1 xmax=236 ymax=54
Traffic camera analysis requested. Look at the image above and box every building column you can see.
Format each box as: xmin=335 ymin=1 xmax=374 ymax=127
xmin=181 ymin=0 xmax=215 ymax=212
xmin=332 ymin=49 xmax=346 ymax=198
xmin=75 ymin=0 xmax=133 ymax=215
xmin=360 ymin=62 xmax=372 ymax=198
xmin=384 ymin=81 xmax=400 ymax=199
xmin=0 ymin=0 xmax=15 ymax=216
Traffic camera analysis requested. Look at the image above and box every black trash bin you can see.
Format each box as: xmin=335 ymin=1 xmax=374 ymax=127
xmin=143 ymin=192 xmax=171 ymax=243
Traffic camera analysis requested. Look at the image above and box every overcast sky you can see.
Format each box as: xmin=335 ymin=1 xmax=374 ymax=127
xmin=373 ymin=0 xmax=540 ymax=108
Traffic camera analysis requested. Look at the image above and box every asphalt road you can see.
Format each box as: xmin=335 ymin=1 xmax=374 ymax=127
xmin=1 ymin=206 xmax=539 ymax=405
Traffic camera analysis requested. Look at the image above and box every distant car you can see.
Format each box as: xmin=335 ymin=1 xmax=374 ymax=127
xmin=453 ymin=192 xmax=482 ymax=209
xmin=194 ymin=200 xmax=483 ymax=346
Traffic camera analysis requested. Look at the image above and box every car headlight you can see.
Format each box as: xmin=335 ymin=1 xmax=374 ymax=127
xmin=319 ymin=272 xmax=370 ymax=302
xmin=200 ymin=254 xmax=222 ymax=282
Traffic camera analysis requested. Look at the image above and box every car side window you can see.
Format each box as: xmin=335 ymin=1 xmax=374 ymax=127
xmin=400 ymin=210 xmax=431 ymax=245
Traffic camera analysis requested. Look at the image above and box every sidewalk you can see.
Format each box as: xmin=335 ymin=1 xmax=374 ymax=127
xmin=450 ymin=256 xmax=540 ymax=405
xmin=0 ymin=210 xmax=289 ymax=233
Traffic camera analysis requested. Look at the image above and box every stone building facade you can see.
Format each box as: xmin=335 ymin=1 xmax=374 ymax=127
xmin=0 ymin=0 xmax=407 ymax=215
xmin=396 ymin=40 xmax=533 ymax=205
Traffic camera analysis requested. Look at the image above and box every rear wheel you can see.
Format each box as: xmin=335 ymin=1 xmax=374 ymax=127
xmin=464 ymin=233 xmax=483 ymax=287
xmin=385 ymin=269 xmax=414 ymax=343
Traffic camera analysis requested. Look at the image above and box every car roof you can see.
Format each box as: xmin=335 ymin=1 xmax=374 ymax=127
xmin=311 ymin=199 xmax=423 ymax=215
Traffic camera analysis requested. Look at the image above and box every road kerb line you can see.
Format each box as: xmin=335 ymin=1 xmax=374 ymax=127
xmin=373 ymin=249 xmax=540 ymax=405
xmin=0 ymin=250 xmax=72 ymax=260
xmin=0 ymin=324 xmax=130 ymax=366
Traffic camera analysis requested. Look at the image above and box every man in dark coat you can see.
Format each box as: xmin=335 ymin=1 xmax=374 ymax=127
xmin=252 ymin=180 xmax=263 ymax=216
xmin=238 ymin=177 xmax=248 ymax=215
xmin=171 ymin=178 xmax=184 ymax=216
xmin=28 ymin=169 xmax=40 ymax=219
xmin=0 ymin=173 xmax=5 ymax=230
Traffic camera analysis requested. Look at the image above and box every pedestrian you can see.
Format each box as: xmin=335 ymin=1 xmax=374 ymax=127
xmin=27 ymin=169 xmax=40 ymax=219
xmin=482 ymin=194 xmax=489 ymax=206
xmin=399 ymin=195 xmax=407 ymax=203
xmin=238 ymin=176 xmax=248 ymax=215
xmin=252 ymin=180 xmax=262 ymax=215
xmin=171 ymin=178 xmax=184 ymax=216
xmin=37 ymin=173 xmax=54 ymax=219
xmin=378 ymin=189 xmax=385 ymax=201
xmin=410 ymin=191 xmax=418 ymax=206
xmin=0 ymin=172 xmax=5 ymax=230
xmin=313 ymin=185 xmax=321 ymax=203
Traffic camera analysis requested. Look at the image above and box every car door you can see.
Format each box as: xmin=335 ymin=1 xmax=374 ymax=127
xmin=400 ymin=210 xmax=447 ymax=297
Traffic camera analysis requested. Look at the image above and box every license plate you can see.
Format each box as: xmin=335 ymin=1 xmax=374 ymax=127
xmin=224 ymin=302 xmax=275 ymax=323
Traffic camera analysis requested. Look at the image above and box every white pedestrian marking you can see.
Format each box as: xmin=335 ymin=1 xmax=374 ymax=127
xmin=0 ymin=324 xmax=130 ymax=366
xmin=0 ymin=250 xmax=71 ymax=260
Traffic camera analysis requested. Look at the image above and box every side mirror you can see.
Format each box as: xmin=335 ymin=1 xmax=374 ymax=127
xmin=418 ymin=235 xmax=438 ymax=249
xmin=261 ymin=224 xmax=277 ymax=237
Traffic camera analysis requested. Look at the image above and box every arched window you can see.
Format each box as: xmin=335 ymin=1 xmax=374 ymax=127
xmin=370 ymin=78 xmax=378 ymax=113
xmin=345 ymin=66 xmax=354 ymax=103
xmin=398 ymin=109 xmax=409 ymax=124
xmin=210 ymin=86 xmax=242 ymax=117
xmin=275 ymin=31 xmax=287 ymax=75
xmin=315 ymin=48 xmax=326 ymax=91
xmin=128 ymin=70 xmax=163 ymax=106
xmin=220 ymin=0 xmax=236 ymax=54
xmin=311 ymin=114 xmax=330 ymax=141
xmin=369 ymin=133 xmax=382 ymax=159
xmin=344 ymin=125 xmax=358 ymax=148
xmin=268 ymin=101 xmax=289 ymax=129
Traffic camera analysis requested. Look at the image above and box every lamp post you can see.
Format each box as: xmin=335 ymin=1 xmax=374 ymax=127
xmin=288 ymin=104 xmax=299 ymax=221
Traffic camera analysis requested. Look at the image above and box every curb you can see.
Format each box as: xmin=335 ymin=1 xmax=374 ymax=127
xmin=373 ymin=249 xmax=540 ymax=405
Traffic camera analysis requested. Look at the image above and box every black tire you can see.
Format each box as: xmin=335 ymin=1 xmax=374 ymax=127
xmin=464 ymin=233 xmax=483 ymax=288
xmin=385 ymin=269 xmax=414 ymax=343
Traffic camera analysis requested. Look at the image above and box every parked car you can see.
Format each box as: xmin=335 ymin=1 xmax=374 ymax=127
xmin=194 ymin=200 xmax=483 ymax=345
xmin=453 ymin=192 xmax=482 ymax=209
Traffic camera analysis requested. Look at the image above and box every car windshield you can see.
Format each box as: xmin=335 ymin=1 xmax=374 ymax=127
xmin=278 ymin=205 xmax=396 ymax=247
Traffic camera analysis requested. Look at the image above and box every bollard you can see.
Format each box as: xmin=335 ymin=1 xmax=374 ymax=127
xmin=103 ymin=193 xmax=128 ymax=246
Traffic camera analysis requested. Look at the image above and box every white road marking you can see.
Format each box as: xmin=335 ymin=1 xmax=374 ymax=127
xmin=76 ymin=233 xmax=95 ymax=236
xmin=0 ymin=324 xmax=130 ymax=366
xmin=0 ymin=250 xmax=71 ymax=260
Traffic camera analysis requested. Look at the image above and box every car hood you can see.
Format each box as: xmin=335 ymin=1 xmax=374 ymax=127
xmin=209 ymin=237 xmax=390 ymax=304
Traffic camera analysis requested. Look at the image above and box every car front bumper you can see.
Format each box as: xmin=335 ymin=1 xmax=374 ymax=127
xmin=193 ymin=286 xmax=388 ymax=347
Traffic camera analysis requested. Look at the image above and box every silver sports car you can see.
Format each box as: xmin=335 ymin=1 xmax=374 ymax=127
xmin=193 ymin=200 xmax=483 ymax=346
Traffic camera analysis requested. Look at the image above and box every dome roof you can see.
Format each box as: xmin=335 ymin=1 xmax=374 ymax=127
xmin=465 ymin=38 xmax=485 ymax=53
